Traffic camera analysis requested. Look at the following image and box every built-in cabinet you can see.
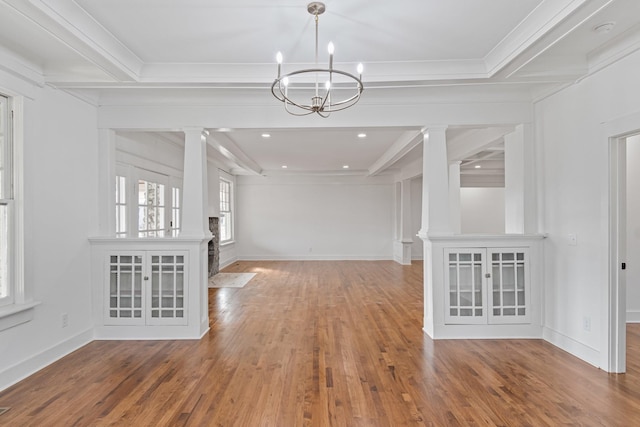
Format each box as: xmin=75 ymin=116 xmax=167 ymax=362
xmin=444 ymin=248 xmax=529 ymax=325
xmin=90 ymin=237 xmax=209 ymax=339
xmin=106 ymin=252 xmax=187 ymax=326
xmin=422 ymin=234 xmax=544 ymax=339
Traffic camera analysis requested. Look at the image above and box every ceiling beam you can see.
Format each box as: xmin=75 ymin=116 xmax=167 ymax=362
xmin=368 ymin=130 xmax=423 ymax=176
xmin=4 ymin=0 xmax=143 ymax=82
xmin=206 ymin=133 xmax=262 ymax=176
xmin=447 ymin=126 xmax=514 ymax=162
xmin=489 ymin=0 xmax=614 ymax=81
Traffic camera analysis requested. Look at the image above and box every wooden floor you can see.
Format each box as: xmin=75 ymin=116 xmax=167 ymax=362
xmin=2 ymin=261 xmax=640 ymax=426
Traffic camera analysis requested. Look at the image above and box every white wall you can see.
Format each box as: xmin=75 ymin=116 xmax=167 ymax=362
xmin=236 ymin=175 xmax=394 ymax=260
xmin=460 ymin=187 xmax=505 ymax=234
xmin=627 ymin=135 xmax=640 ymax=322
xmin=0 ymin=80 xmax=98 ymax=390
xmin=535 ymin=47 xmax=640 ymax=367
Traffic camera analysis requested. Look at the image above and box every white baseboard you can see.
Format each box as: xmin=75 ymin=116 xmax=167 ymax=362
xmin=219 ymin=256 xmax=238 ymax=270
xmin=627 ymin=310 xmax=640 ymax=323
xmin=0 ymin=328 xmax=94 ymax=392
xmin=542 ymin=326 xmax=601 ymax=368
xmin=237 ymin=255 xmax=392 ymax=261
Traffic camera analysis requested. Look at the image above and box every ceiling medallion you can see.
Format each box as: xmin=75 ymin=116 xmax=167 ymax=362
xmin=271 ymin=2 xmax=364 ymax=118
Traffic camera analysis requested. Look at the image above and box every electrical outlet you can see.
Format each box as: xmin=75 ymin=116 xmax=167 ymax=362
xmin=568 ymin=234 xmax=577 ymax=246
xmin=62 ymin=313 xmax=68 ymax=328
xmin=583 ymin=316 xmax=591 ymax=332
xmin=308 ymin=247 xmax=313 ymax=253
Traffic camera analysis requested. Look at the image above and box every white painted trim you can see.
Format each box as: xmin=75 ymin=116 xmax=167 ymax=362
xmin=425 ymin=324 xmax=543 ymax=340
xmin=0 ymin=301 xmax=40 ymax=332
xmin=627 ymin=310 xmax=640 ymax=323
xmin=93 ymin=325 xmax=206 ymax=340
xmin=0 ymin=328 xmax=93 ymax=392
xmin=239 ymin=255 xmax=392 ymax=261
xmin=542 ymin=326 xmax=600 ymax=368
xmin=602 ymin=111 xmax=640 ymax=373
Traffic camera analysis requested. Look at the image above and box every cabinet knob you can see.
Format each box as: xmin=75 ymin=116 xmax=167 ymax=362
xmin=144 ymin=276 xmax=149 ymax=281
xmin=484 ymin=273 xmax=491 ymax=278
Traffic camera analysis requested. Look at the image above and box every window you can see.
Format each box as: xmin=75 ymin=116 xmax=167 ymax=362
xmin=114 ymin=166 xmax=181 ymax=238
xmin=138 ymin=179 xmax=166 ymax=237
xmin=219 ymin=178 xmax=233 ymax=243
xmin=115 ymin=175 xmax=127 ymax=237
xmin=170 ymin=186 xmax=181 ymax=237
xmin=0 ymin=94 xmax=12 ymax=306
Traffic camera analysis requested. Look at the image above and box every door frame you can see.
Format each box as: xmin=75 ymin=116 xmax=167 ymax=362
xmin=605 ymin=111 xmax=640 ymax=373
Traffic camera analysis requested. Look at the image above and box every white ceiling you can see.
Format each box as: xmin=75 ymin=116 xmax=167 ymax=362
xmin=2 ymin=0 xmax=640 ymax=179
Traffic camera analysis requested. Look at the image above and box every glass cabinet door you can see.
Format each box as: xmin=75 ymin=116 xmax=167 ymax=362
xmin=148 ymin=253 xmax=187 ymax=325
xmin=488 ymin=249 xmax=529 ymax=324
xmin=444 ymin=249 xmax=487 ymax=324
xmin=107 ymin=254 xmax=144 ymax=324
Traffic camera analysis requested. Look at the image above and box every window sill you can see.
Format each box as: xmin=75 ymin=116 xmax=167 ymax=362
xmin=220 ymin=240 xmax=235 ymax=247
xmin=0 ymin=301 xmax=41 ymax=332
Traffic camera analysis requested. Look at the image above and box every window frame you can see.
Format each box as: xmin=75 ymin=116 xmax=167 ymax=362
xmin=0 ymin=92 xmax=35 ymax=330
xmin=219 ymin=176 xmax=234 ymax=244
xmin=0 ymin=93 xmax=13 ymax=307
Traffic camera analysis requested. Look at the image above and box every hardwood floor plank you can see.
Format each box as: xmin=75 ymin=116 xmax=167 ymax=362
xmin=2 ymin=260 xmax=640 ymax=426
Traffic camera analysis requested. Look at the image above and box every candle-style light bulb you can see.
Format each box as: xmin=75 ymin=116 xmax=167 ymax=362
xmin=283 ymin=76 xmax=289 ymax=86
xmin=357 ymin=63 xmax=363 ymax=75
xmin=325 ymin=81 xmax=331 ymax=90
xmin=328 ymin=42 xmax=334 ymax=70
xmin=276 ymin=52 xmax=283 ymax=78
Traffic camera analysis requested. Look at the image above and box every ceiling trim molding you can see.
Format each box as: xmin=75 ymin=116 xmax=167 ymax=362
xmin=491 ymin=0 xmax=615 ymax=81
xmin=484 ymin=0 xmax=593 ymax=77
xmin=4 ymin=0 xmax=143 ymax=82
xmin=0 ymin=46 xmax=45 ymax=89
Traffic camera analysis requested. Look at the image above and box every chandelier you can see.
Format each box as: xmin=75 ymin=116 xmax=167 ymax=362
xmin=271 ymin=2 xmax=364 ymax=118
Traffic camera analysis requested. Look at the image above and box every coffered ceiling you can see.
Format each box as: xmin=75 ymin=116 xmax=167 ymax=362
xmin=1 ymin=0 xmax=640 ymax=179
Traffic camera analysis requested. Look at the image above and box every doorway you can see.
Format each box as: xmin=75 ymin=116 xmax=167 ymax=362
xmin=608 ymin=117 xmax=640 ymax=373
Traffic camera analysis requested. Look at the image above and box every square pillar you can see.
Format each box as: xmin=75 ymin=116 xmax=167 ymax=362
xmin=394 ymin=178 xmax=414 ymax=265
xmin=181 ymin=128 xmax=210 ymax=239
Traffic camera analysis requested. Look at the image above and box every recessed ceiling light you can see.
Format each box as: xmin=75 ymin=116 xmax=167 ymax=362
xmin=217 ymin=128 xmax=232 ymax=132
xmin=475 ymin=165 xmax=482 ymax=169
xmin=357 ymin=133 xmax=367 ymax=138
xmin=261 ymin=133 xmax=271 ymax=138
xmin=281 ymin=165 xmax=288 ymax=169
xmin=342 ymin=165 xmax=349 ymax=169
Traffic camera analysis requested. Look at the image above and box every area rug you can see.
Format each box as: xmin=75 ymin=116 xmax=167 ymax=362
xmin=208 ymin=272 xmax=256 ymax=288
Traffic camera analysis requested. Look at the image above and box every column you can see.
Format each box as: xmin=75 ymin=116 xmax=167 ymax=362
xmin=449 ymin=161 xmax=461 ymax=234
xmin=504 ymin=126 xmax=524 ymax=233
xmin=504 ymin=124 xmax=536 ymax=234
xmin=97 ymin=129 xmax=116 ymax=236
xmin=181 ymin=128 xmax=210 ymax=239
xmin=419 ymin=126 xmax=450 ymax=338
xmin=394 ymin=179 xmax=414 ymax=265
xmin=419 ymin=126 xmax=451 ymax=237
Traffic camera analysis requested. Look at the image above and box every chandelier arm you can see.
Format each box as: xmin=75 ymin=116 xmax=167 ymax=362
xmin=284 ymin=101 xmax=317 ymax=116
